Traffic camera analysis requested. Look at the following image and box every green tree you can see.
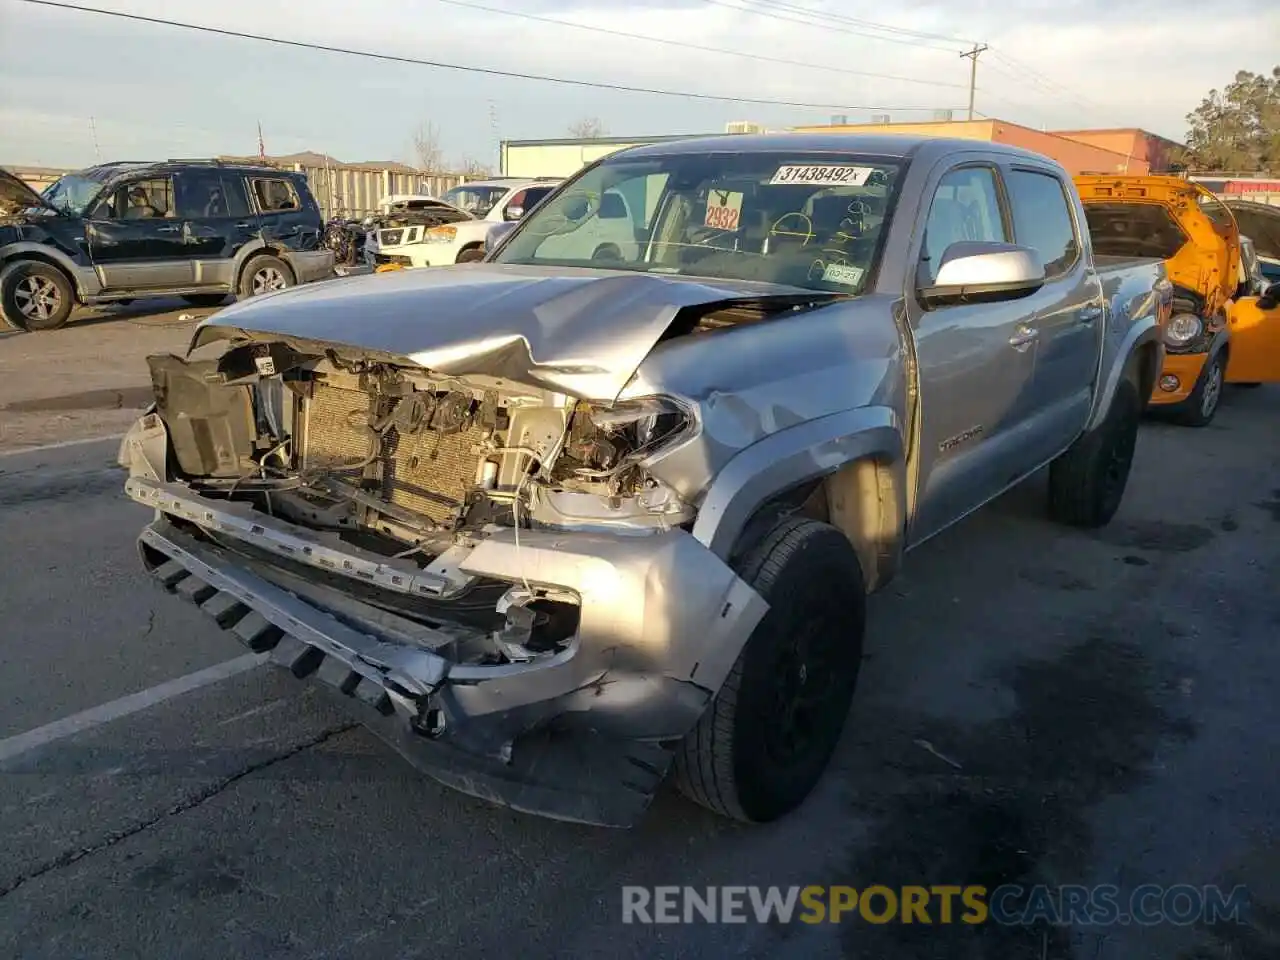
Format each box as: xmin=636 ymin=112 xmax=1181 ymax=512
xmin=1184 ymin=67 xmax=1280 ymax=173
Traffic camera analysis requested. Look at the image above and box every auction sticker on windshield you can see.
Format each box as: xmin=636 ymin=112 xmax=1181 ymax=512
xmin=770 ymin=165 xmax=877 ymax=187
xmin=705 ymin=189 xmax=744 ymax=230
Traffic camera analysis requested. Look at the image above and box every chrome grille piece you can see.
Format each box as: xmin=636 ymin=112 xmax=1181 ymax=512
xmin=303 ymin=384 xmax=486 ymax=525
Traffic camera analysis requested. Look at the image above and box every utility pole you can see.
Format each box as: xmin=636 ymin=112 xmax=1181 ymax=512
xmin=488 ymin=100 xmax=501 ymax=174
xmin=88 ymin=116 xmax=102 ymax=163
xmin=960 ymin=43 xmax=989 ymax=121
xmin=257 ymin=121 xmax=266 ymax=162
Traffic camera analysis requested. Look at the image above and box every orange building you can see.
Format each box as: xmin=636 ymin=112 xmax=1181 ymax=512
xmin=789 ymin=118 xmax=1182 ymax=176
xmin=1050 ymin=127 xmax=1182 ymax=174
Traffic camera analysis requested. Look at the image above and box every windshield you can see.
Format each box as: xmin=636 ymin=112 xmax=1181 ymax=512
xmin=491 ymin=151 xmax=905 ymax=293
xmin=41 ymin=174 xmax=102 ymax=216
xmin=441 ymin=185 xmax=508 ymax=217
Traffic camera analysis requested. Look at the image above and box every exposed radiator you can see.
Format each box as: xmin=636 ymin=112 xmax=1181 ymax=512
xmin=302 ymin=384 xmax=487 ymax=526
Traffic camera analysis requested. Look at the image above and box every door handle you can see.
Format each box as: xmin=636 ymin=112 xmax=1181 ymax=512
xmin=1079 ymin=304 xmax=1104 ymax=323
xmin=1009 ymin=325 xmax=1039 ymax=350
xmin=156 ymin=225 xmax=181 ymax=234
xmin=235 ymin=222 xmax=253 ymax=229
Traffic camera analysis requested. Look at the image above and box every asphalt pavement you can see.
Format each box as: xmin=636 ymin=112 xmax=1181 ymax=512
xmin=0 ymin=300 xmax=206 ymax=453
xmin=1 ymin=378 xmax=1278 ymax=959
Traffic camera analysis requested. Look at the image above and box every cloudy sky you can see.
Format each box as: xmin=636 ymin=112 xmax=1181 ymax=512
xmin=0 ymin=0 xmax=1275 ymax=170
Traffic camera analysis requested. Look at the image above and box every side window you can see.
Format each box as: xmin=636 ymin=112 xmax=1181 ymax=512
xmin=1006 ymin=169 xmax=1079 ymax=279
xmin=599 ymin=191 xmax=629 ymax=220
xmin=113 ymin=177 xmax=175 ymax=220
xmin=221 ymin=176 xmax=252 ymax=218
xmin=251 ymin=177 xmax=300 ymax=213
xmin=175 ymin=170 xmax=232 ymax=219
xmin=522 ymin=187 xmax=554 ymax=211
xmin=921 ymin=166 xmax=1006 ymax=285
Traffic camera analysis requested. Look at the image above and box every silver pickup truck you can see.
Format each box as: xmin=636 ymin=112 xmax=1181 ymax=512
xmin=119 ymin=134 xmax=1171 ymax=828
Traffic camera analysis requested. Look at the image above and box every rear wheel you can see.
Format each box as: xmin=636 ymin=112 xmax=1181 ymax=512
xmin=1172 ymin=351 xmax=1225 ymax=427
xmin=237 ymin=255 xmax=294 ymax=300
xmin=674 ymin=517 xmax=866 ymax=822
xmin=1 ymin=261 xmax=75 ymax=331
xmin=1047 ymin=376 xmax=1141 ymax=528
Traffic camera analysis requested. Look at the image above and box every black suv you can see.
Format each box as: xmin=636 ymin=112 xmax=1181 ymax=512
xmin=0 ymin=160 xmax=335 ymax=330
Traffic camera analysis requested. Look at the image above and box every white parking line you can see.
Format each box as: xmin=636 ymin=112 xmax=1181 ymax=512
xmin=0 ymin=653 xmax=266 ymax=764
xmin=0 ymin=433 xmax=127 ymax=458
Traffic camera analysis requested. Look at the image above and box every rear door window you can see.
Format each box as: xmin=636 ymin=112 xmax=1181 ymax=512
xmin=1006 ymin=169 xmax=1079 ymax=278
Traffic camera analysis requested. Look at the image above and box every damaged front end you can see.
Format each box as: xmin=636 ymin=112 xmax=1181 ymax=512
xmin=121 ymin=333 xmax=766 ymax=827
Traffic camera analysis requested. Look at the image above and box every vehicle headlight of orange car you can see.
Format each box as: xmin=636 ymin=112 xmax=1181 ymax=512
xmin=1164 ymin=313 xmax=1203 ymax=351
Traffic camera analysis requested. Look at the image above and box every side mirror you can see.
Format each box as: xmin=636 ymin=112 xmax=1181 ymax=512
xmin=504 ymin=205 xmax=524 ymax=222
xmin=563 ymin=196 xmax=591 ymax=222
xmin=484 ymin=221 xmax=517 ymax=253
xmin=919 ymin=241 xmax=1045 ymax=308
xmin=1260 ymin=282 xmax=1280 ymax=311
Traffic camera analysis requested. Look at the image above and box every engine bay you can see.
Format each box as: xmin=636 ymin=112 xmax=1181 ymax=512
xmin=146 ymin=340 xmax=697 ymax=567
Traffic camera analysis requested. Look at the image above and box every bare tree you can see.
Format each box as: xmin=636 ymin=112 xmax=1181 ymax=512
xmin=413 ymin=122 xmax=444 ymax=172
xmin=567 ymin=116 xmax=608 ymax=139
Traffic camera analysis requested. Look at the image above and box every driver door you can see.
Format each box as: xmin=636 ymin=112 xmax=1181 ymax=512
xmin=86 ymin=176 xmax=192 ymax=289
xmin=1224 ymin=293 xmax=1280 ymax=384
xmin=909 ymin=162 xmax=1042 ymax=545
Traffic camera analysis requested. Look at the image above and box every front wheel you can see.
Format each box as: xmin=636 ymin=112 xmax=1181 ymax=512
xmin=455 ymin=246 xmax=485 ymax=263
xmin=237 ymin=255 xmax=295 ymax=301
xmin=1 ymin=261 xmax=75 ymax=331
xmin=674 ymin=517 xmax=866 ymax=823
xmin=1172 ymin=351 xmax=1225 ymax=427
xmin=1047 ymin=376 xmax=1141 ymax=529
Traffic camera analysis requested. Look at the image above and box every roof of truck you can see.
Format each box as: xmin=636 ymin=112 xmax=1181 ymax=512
xmin=614 ymin=133 xmax=1065 ymax=166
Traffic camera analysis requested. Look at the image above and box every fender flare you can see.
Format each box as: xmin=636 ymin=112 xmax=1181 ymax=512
xmin=0 ymin=241 xmax=95 ymax=298
xmin=1086 ymin=317 xmax=1162 ymax=431
xmin=690 ymin=405 xmax=905 ymax=562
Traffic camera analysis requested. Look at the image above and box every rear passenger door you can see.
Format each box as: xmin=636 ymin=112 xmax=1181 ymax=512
xmin=173 ymin=169 xmax=260 ymax=288
xmin=1001 ymin=164 xmax=1103 ymax=462
xmin=909 ymin=162 xmax=1040 ymax=544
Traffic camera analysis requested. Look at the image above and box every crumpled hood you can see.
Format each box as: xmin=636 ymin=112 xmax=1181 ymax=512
xmin=193 ymin=264 xmax=820 ymax=401
xmin=0 ymin=167 xmax=57 ymax=219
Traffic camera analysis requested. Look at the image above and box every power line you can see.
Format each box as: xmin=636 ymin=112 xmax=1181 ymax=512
xmin=708 ymin=1 xmax=1107 ymax=121
xmin=430 ymin=0 xmax=969 ymax=90
xmin=17 ymin=0 xmax=962 ymax=114
xmin=700 ymin=0 xmax=965 ymax=53
xmin=741 ymin=0 xmax=978 ymax=48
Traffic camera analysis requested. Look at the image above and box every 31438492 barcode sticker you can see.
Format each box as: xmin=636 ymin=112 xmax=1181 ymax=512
xmin=769 ymin=164 xmax=877 ymax=187
xmin=704 ymin=189 xmax=744 ymax=230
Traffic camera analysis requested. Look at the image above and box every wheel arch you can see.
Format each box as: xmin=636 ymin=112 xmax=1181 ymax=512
xmin=236 ymin=248 xmax=296 ymax=291
xmin=689 ymin=406 xmax=907 ymax=593
xmin=0 ymin=247 xmax=85 ymax=300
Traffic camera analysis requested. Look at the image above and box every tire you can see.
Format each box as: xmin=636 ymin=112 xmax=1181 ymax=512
xmin=674 ymin=517 xmax=866 ymax=822
xmin=236 ymin=255 xmax=295 ymax=300
xmin=456 ymin=246 xmax=485 ymax=264
xmin=1047 ymin=376 xmax=1141 ymax=529
xmin=1 ymin=261 xmax=75 ymax=331
xmin=181 ymin=294 xmax=227 ymax=308
xmin=1171 ymin=350 xmax=1225 ymax=427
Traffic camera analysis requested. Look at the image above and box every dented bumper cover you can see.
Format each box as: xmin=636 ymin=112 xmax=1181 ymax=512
xmin=121 ymin=418 xmax=767 ymax=827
